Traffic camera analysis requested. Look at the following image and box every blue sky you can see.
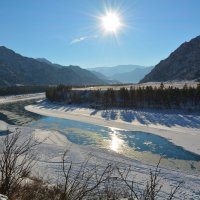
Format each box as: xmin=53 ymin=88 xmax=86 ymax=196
xmin=0 ymin=0 xmax=200 ymax=68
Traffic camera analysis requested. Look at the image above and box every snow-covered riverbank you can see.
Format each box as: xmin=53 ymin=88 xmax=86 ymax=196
xmin=0 ymin=120 xmax=200 ymax=199
xmin=25 ymin=101 xmax=200 ymax=156
xmin=0 ymin=96 xmax=200 ymax=198
xmin=0 ymin=93 xmax=45 ymax=104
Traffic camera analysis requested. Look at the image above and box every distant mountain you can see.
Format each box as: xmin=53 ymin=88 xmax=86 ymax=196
xmin=90 ymin=71 xmax=120 ymax=84
xmin=110 ymin=66 xmax=154 ymax=83
xmin=89 ymin=65 xmax=145 ymax=77
xmin=88 ymin=65 xmax=153 ymax=83
xmin=0 ymin=46 xmax=105 ymax=86
xmin=140 ymin=35 xmax=200 ymax=83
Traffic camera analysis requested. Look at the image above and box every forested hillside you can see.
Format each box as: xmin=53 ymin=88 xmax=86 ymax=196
xmin=141 ymin=35 xmax=200 ymax=83
xmin=0 ymin=46 xmax=105 ymax=86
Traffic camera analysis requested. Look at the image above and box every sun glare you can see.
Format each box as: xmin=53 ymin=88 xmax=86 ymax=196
xmin=101 ymin=11 xmax=122 ymax=34
xmin=109 ymin=128 xmax=124 ymax=152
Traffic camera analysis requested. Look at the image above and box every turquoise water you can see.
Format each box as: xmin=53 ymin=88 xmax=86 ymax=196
xmin=29 ymin=116 xmax=200 ymax=161
xmin=1 ymin=100 xmax=200 ymax=162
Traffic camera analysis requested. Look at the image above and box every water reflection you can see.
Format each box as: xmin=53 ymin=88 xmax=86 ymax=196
xmin=109 ymin=128 xmax=124 ymax=152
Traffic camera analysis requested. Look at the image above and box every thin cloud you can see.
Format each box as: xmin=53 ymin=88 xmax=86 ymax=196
xmin=70 ymin=35 xmax=98 ymax=44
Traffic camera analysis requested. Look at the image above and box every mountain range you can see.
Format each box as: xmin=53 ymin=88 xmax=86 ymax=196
xmin=0 ymin=46 xmax=105 ymax=86
xmin=88 ymin=65 xmax=153 ymax=83
xmin=140 ymin=35 xmax=200 ymax=83
xmin=1 ymin=34 xmax=200 ymax=87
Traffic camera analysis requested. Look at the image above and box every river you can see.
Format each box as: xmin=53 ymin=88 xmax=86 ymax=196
xmin=0 ymin=99 xmax=200 ymax=172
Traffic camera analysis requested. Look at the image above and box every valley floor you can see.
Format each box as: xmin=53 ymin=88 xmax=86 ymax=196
xmin=0 ymin=96 xmax=200 ymax=199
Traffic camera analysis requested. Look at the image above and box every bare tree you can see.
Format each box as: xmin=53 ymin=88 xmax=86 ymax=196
xmin=58 ymin=150 xmax=113 ymax=200
xmin=0 ymin=129 xmax=183 ymax=200
xmin=117 ymin=158 xmax=183 ymax=200
xmin=96 ymin=165 xmax=129 ymax=200
xmin=0 ymin=128 xmax=41 ymax=197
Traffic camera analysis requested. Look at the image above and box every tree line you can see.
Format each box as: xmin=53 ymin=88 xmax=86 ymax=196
xmin=46 ymin=83 xmax=200 ymax=110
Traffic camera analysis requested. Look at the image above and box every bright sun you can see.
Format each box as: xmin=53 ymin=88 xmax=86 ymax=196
xmin=101 ymin=12 xmax=122 ymax=33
